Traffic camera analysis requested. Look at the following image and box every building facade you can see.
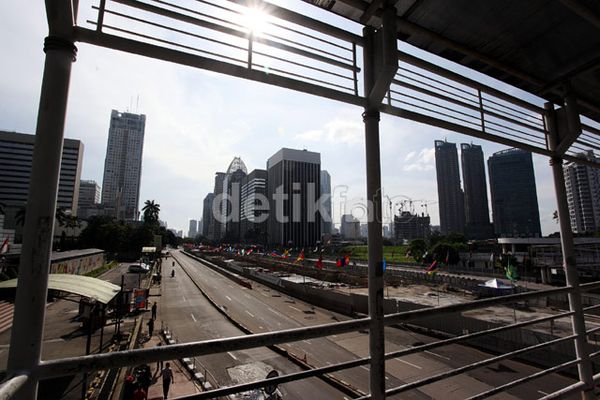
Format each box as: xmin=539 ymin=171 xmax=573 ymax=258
xmin=188 ymin=219 xmax=198 ymax=238
xmin=488 ymin=148 xmax=541 ymax=237
xmin=202 ymin=193 xmax=214 ymax=238
xmin=208 ymin=172 xmax=226 ymax=241
xmin=221 ymin=157 xmax=247 ymax=242
xmin=340 ymin=214 xmax=360 ymax=240
xmin=267 ymin=148 xmax=321 ymax=247
xmin=320 ymin=170 xmax=332 ymax=236
xmin=394 ymin=211 xmax=431 ymax=242
xmin=0 ymin=130 xmax=83 ymax=215
xmin=564 ymin=151 xmax=600 ymax=233
xmin=460 ymin=143 xmax=494 ymax=239
xmin=101 ymin=110 xmax=146 ymax=221
xmin=240 ymin=169 xmax=268 ymax=243
xmin=435 ymin=140 xmax=465 ymax=235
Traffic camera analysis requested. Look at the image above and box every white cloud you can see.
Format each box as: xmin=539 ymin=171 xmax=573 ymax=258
xmin=403 ymin=148 xmax=435 ymax=171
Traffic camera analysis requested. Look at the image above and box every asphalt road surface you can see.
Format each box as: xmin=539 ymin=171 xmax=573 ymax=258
xmin=170 ymin=250 xmax=579 ymax=400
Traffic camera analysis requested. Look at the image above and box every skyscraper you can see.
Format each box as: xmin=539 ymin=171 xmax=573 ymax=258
xmin=564 ymin=151 xmax=600 ymax=233
xmin=340 ymin=214 xmax=360 ymax=239
xmin=188 ymin=219 xmax=198 ymax=238
xmin=320 ymin=170 xmax=332 ymax=236
xmin=240 ymin=169 xmax=268 ymax=242
xmin=101 ymin=110 xmax=146 ymax=221
xmin=488 ymin=148 xmax=541 ymax=237
xmin=208 ymin=172 xmax=226 ymax=241
xmin=461 ymin=143 xmax=493 ymax=239
xmin=221 ymin=157 xmax=247 ymax=242
xmin=0 ymin=131 xmax=83 ymax=215
xmin=267 ymin=148 xmax=321 ymax=247
xmin=434 ymin=140 xmax=465 ymax=235
xmin=202 ymin=193 xmax=214 ymax=238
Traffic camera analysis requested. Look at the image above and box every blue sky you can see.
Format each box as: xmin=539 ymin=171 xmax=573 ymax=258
xmin=0 ymin=1 xmax=563 ymax=235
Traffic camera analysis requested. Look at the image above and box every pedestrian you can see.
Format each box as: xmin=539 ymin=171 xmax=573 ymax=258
xmin=151 ymin=302 xmax=157 ymax=320
xmin=132 ymin=384 xmax=146 ymax=400
xmin=156 ymin=342 xmax=163 ymax=372
xmin=147 ymin=318 xmax=154 ymax=337
xmin=138 ymin=364 xmax=152 ymax=398
xmin=160 ymin=362 xmax=175 ymax=399
xmin=123 ymin=374 xmax=135 ymax=400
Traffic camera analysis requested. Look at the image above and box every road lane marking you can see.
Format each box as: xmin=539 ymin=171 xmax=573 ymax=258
xmin=245 ymin=310 xmax=255 ymax=318
xmin=302 ymin=340 xmax=312 ymax=344
xmin=228 ymin=352 xmax=238 ymax=360
xmin=385 ymin=376 xmax=389 ymax=380
xmin=538 ymin=391 xmax=549 ymax=396
xmin=244 ymin=294 xmax=251 ymax=299
xmin=397 ymin=359 xmax=422 ymax=369
xmin=289 ymin=305 xmax=302 ymax=312
xmin=190 ymin=313 xmax=197 ymax=322
xmin=226 ymin=296 xmax=232 ymax=301
xmin=259 ymin=326 xmax=264 ymax=329
xmin=425 ymin=350 xmax=450 ymax=360
xmin=228 ymin=284 xmax=234 ymax=289
xmin=360 ymin=366 xmax=369 ymax=371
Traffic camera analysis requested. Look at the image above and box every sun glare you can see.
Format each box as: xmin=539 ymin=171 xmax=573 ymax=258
xmin=243 ymin=7 xmax=269 ymax=35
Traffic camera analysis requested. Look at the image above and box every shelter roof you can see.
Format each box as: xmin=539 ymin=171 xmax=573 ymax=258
xmin=0 ymin=274 xmax=120 ymax=305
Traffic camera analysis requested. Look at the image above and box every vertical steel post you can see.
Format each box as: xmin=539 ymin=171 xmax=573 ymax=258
xmin=6 ymin=33 xmax=76 ymax=397
xmin=363 ymin=25 xmax=386 ymax=399
xmin=544 ymin=102 xmax=595 ymax=399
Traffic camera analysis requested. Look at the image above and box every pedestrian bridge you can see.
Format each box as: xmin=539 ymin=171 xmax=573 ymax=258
xmin=1 ymin=0 xmax=600 ymax=399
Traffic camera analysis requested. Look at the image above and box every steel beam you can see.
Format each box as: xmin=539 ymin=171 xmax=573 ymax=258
xmin=367 ymin=5 xmax=398 ymax=105
xmin=6 ymin=2 xmax=77 ymax=398
xmin=545 ymin=102 xmax=596 ymax=400
xmin=362 ymin=24 xmax=386 ymax=399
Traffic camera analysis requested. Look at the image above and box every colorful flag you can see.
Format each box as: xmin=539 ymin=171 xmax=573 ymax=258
xmin=382 ymin=259 xmax=387 ymax=272
xmin=426 ymin=260 xmax=438 ymax=276
xmin=445 ymin=249 xmax=450 ymax=264
xmin=315 ymin=254 xmax=323 ymax=269
xmin=0 ymin=237 xmax=8 ymax=254
xmin=344 ymin=254 xmax=350 ymax=266
xmin=283 ymin=249 xmax=290 ymax=259
xmin=270 ymin=251 xmax=281 ymax=257
xmin=336 ymin=258 xmax=342 ymax=267
xmin=295 ymin=250 xmax=305 ymax=263
xmin=505 ymin=260 xmax=518 ymax=282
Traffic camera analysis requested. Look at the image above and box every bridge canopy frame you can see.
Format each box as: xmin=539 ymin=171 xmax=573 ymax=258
xmin=3 ymin=0 xmax=600 ymax=398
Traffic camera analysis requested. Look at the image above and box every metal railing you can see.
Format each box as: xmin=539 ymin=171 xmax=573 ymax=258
xmin=1 ymin=280 xmax=595 ymax=398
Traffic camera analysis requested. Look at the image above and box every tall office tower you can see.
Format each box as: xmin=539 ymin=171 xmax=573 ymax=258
xmin=77 ymin=180 xmax=101 ymax=218
xmin=340 ymin=214 xmax=360 ymax=239
xmin=434 ymin=140 xmax=465 ymax=235
xmin=488 ymin=148 xmax=541 ymax=237
xmin=320 ymin=170 xmax=332 ymax=236
xmin=208 ymin=172 xmax=226 ymax=240
xmin=188 ymin=219 xmax=198 ymax=238
xmin=564 ymin=151 xmax=600 ymax=233
xmin=460 ymin=143 xmax=493 ymax=239
xmin=267 ymin=148 xmax=321 ymax=247
xmin=221 ymin=157 xmax=247 ymax=242
xmin=101 ymin=110 xmax=146 ymax=221
xmin=0 ymin=131 xmax=83 ymax=215
xmin=202 ymin=193 xmax=214 ymax=238
xmin=240 ymin=169 xmax=268 ymax=242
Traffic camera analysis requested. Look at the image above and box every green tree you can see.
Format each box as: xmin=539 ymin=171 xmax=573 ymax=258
xmin=407 ymin=238 xmax=427 ymax=262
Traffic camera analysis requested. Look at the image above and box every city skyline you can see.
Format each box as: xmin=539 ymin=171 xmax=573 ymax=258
xmin=0 ymin=2 xmax=566 ymax=235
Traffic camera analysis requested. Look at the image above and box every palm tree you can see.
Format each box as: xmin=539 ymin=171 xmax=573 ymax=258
xmin=142 ymin=200 xmax=160 ymax=225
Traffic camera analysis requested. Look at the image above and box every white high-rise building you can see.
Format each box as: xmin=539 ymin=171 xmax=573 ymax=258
xmin=101 ymin=110 xmax=146 ymax=221
xmin=564 ymin=151 xmax=600 ymax=233
xmin=320 ymin=170 xmax=332 ymax=236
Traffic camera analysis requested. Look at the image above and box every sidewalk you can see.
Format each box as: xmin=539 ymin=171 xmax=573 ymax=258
xmin=138 ymin=272 xmax=201 ymax=400
xmin=139 ymin=335 xmax=200 ymax=399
